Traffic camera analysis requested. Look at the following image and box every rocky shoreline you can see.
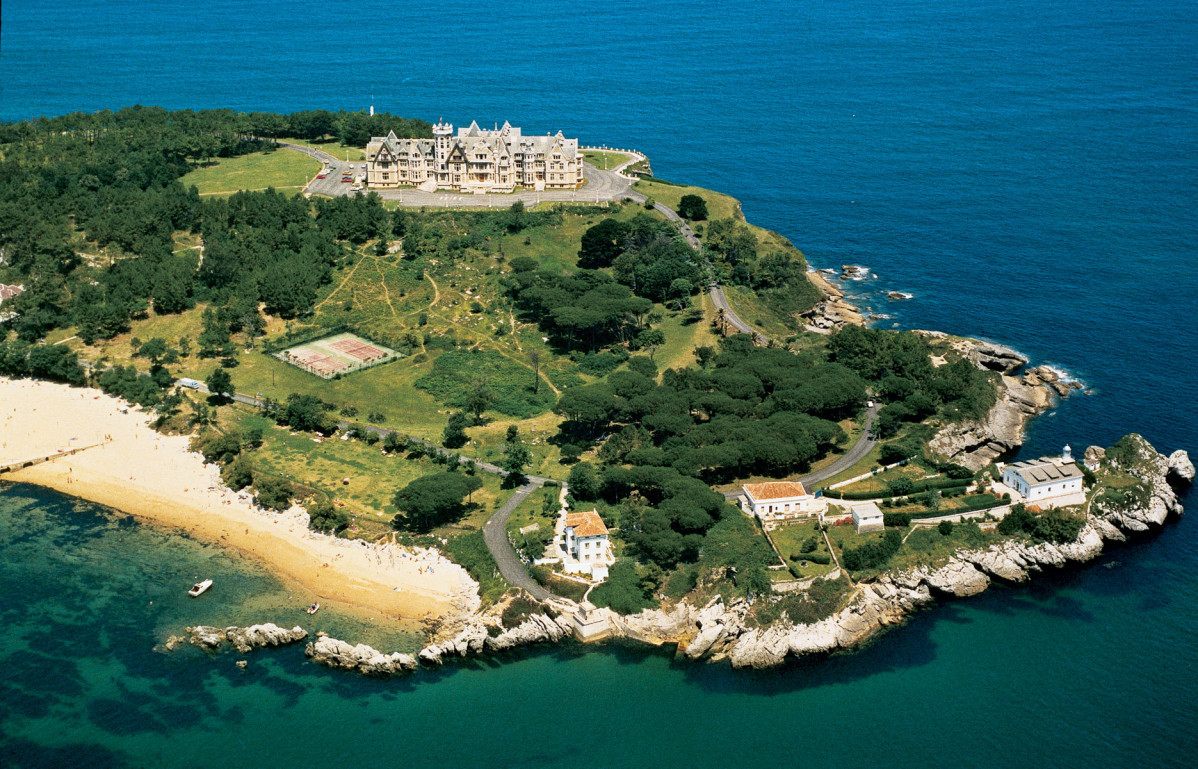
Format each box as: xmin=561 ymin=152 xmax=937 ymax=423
xmin=923 ymin=333 xmax=1084 ymax=470
xmin=176 ymin=435 xmax=1190 ymax=676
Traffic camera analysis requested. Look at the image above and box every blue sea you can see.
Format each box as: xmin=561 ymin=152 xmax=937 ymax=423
xmin=1 ymin=0 xmax=1196 ymax=766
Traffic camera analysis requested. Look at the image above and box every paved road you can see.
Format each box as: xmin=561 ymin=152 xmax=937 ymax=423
xmin=721 ymin=403 xmax=880 ymax=502
xmin=483 ymin=479 xmax=552 ymax=600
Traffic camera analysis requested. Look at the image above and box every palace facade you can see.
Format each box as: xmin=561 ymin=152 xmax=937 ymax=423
xmin=365 ymin=120 xmax=584 ymax=193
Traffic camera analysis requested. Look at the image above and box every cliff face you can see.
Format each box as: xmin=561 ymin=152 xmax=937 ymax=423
xmin=922 ymin=335 xmax=1072 ymax=470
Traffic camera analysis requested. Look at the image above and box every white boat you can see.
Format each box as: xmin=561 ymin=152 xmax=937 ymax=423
xmin=188 ymin=579 xmax=213 ymax=597
xmin=306 ymin=602 xmax=320 ymax=615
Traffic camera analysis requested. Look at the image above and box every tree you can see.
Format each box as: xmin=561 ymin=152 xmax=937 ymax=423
xmin=391 ymin=472 xmax=484 ymax=532
xmin=205 ymin=367 xmax=233 ymax=400
xmin=465 ymin=378 xmax=495 ymax=422
xmin=528 ymin=349 xmax=541 ymax=394
xmin=677 ymin=194 xmax=708 ymax=221
xmin=308 ymin=499 xmax=349 ymax=533
xmin=222 ymin=453 xmax=254 ymax=491
xmin=578 ymin=218 xmax=626 ymax=268
xmin=567 ymin=462 xmax=601 ymax=500
xmin=442 ymin=411 xmax=470 ymax=449
xmin=636 ymin=328 xmax=666 ymax=360
xmin=136 ymin=337 xmax=169 ymax=367
xmin=501 ymin=430 xmax=533 ymax=480
xmin=280 ymin=393 xmax=335 ymax=433
xmin=938 ymin=520 xmax=954 ymax=536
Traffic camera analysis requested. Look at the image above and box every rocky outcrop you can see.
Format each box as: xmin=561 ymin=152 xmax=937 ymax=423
xmin=1168 ymin=450 xmax=1195 ymax=484
xmin=419 ymin=611 xmax=575 ymax=666
xmin=803 ymin=271 xmax=865 ymax=333
xmin=185 ymin=623 xmax=308 ymax=653
xmin=928 ymin=373 xmax=1054 ymax=470
xmin=305 ymin=635 xmax=418 ymax=676
xmin=917 ymin=334 xmax=1075 ymax=470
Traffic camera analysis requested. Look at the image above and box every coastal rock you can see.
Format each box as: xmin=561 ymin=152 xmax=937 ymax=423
xmin=612 ymin=604 xmax=699 ymax=645
xmin=918 ymin=561 xmax=991 ymax=597
xmin=185 ymin=623 xmax=308 ymax=653
xmin=1167 ymin=450 xmax=1194 ymax=484
xmin=966 ymin=342 xmax=1029 ymax=374
xmin=928 ymin=374 xmax=1053 ymax=470
xmin=305 ymin=636 xmax=418 ymax=676
xmin=1084 ymin=445 xmax=1106 ymax=470
xmin=228 ymin=624 xmax=308 ymax=653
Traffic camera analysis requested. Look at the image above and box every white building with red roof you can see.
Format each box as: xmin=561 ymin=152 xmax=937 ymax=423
xmin=740 ymin=481 xmax=827 ymax=526
xmin=562 ymin=509 xmax=614 ymax=581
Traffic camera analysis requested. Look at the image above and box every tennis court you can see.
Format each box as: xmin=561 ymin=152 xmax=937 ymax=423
xmin=279 ymin=332 xmax=399 ymax=379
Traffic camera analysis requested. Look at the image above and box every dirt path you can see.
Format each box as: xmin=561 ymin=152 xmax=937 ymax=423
xmin=314 ymin=250 xmax=370 ymax=311
xmin=372 ymin=256 xmax=401 ymax=321
xmin=425 ymin=273 xmax=441 ymax=308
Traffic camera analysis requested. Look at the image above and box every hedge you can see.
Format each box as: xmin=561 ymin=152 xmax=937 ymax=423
xmin=823 ymin=476 xmax=972 ymax=500
xmin=790 ymin=552 xmax=831 ymax=565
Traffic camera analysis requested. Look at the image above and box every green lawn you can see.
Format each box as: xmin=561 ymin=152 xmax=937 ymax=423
xmin=178 ymin=149 xmax=322 ymax=196
xmin=768 ymin=520 xmax=838 ymax=579
xmin=582 ymin=150 xmax=637 ymax=171
xmin=281 ymin=137 xmax=367 ymax=161
xmin=634 ymin=178 xmax=742 ymax=222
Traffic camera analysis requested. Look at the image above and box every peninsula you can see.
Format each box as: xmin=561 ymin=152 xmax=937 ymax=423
xmin=0 ymin=106 xmax=1190 ymax=673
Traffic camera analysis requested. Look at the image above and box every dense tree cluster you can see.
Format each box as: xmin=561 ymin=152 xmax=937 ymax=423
xmin=827 ymin=325 xmax=997 ymax=429
xmin=390 ymin=471 xmax=484 ymax=532
xmin=0 ymin=106 xmax=429 ymax=347
xmin=556 ymin=335 xmax=855 ymax=481
xmin=505 ymin=260 xmax=654 ymax=352
xmin=702 ymin=218 xmax=821 ymax=319
xmin=575 ymin=214 xmax=701 ymax=303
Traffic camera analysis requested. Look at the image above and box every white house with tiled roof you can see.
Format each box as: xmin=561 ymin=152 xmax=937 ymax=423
xmin=562 ymin=509 xmax=614 ymax=581
xmin=740 ymin=481 xmax=827 ymax=525
xmin=365 ymin=120 xmax=583 ymax=193
xmin=1001 ymin=446 xmax=1086 ymax=508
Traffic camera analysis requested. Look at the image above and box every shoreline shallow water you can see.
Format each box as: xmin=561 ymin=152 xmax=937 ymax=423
xmin=0 ymin=379 xmax=478 ymax=632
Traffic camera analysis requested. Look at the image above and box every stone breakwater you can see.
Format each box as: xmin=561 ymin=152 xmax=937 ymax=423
xmin=172 ymin=436 xmax=1188 ymax=676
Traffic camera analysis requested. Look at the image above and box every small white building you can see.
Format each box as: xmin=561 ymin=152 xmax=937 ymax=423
xmin=1001 ymin=446 xmax=1086 ymax=508
xmin=851 ymin=501 xmax=885 ymax=534
xmin=741 ymin=481 xmax=827 ymax=525
xmin=562 ymin=509 xmax=614 ymax=581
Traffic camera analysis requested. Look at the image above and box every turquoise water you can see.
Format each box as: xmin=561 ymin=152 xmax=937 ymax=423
xmin=2 ymin=0 xmax=1196 ymax=765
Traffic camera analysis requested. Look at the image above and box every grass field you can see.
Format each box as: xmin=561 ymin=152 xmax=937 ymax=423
xmin=768 ymin=520 xmax=838 ymax=579
xmin=224 ymin=409 xmax=505 ymax=541
xmin=281 ymin=137 xmax=367 ymax=161
xmin=634 ymin=178 xmax=742 ymax=221
xmin=178 ymin=149 xmax=322 ymax=196
xmin=581 ymin=149 xmax=637 ymax=170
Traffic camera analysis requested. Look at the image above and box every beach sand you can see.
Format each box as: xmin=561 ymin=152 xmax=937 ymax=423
xmin=0 ymin=379 xmax=481 ymax=625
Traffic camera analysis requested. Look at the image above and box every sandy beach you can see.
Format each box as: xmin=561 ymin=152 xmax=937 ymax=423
xmin=0 ymin=378 xmax=480 ymax=625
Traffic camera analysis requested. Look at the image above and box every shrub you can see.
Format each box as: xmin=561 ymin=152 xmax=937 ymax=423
xmin=589 ymin=561 xmax=655 ymax=615
xmin=884 ymin=513 xmax=912 ymax=527
xmin=500 ymin=595 xmax=543 ymax=629
xmin=308 ymin=499 xmax=349 ymax=532
xmin=938 ymin=520 xmax=954 ymax=535
xmin=255 ymin=476 xmax=294 ymax=511
xmin=841 ymin=529 xmax=902 ymax=571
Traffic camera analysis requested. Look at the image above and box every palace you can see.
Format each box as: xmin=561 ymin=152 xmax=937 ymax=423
xmin=364 ymin=120 xmax=584 ymax=193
